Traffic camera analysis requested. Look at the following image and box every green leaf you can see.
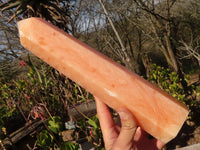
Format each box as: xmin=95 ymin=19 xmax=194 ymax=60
xmin=88 ymin=119 xmax=98 ymax=129
xmin=77 ymin=119 xmax=86 ymax=130
xmin=153 ymin=73 xmax=157 ymax=80
xmin=28 ymin=54 xmax=43 ymax=84
xmin=2 ymin=92 xmax=8 ymax=98
xmin=46 ymin=116 xmax=63 ymax=134
xmin=60 ymin=142 xmax=80 ymax=150
xmin=17 ymin=80 xmax=26 ymax=90
xmin=37 ymin=130 xmax=53 ymax=148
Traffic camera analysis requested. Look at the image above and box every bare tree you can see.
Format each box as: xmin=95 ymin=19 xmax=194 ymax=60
xmin=98 ymin=0 xmax=134 ymax=70
xmin=132 ymin=0 xmax=180 ymax=72
xmin=0 ymin=14 xmax=26 ymax=62
xmin=178 ymin=40 xmax=200 ymax=66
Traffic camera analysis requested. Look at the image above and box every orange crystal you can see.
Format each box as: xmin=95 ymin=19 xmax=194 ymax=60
xmin=18 ymin=17 xmax=189 ymax=143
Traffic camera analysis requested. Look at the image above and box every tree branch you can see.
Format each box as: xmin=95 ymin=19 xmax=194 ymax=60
xmin=98 ymin=0 xmax=130 ymax=63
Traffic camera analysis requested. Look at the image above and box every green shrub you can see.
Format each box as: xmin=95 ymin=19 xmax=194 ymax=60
xmin=0 ymin=57 xmax=100 ymax=149
xmin=37 ymin=130 xmax=54 ymax=149
xmin=148 ymin=63 xmax=199 ymax=107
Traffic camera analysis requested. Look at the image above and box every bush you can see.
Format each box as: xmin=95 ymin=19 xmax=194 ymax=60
xmin=148 ymin=63 xmax=199 ymax=107
xmin=0 ymin=56 xmax=103 ymax=149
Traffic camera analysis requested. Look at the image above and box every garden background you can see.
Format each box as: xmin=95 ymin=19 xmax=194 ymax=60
xmin=0 ymin=0 xmax=200 ymax=149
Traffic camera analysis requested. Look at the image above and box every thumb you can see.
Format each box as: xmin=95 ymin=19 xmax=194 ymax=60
xmin=113 ymin=108 xmax=137 ymax=149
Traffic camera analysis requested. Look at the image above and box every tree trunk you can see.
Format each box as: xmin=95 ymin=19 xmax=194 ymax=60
xmin=165 ymin=34 xmax=178 ymax=72
xmin=98 ymin=0 xmax=137 ymax=73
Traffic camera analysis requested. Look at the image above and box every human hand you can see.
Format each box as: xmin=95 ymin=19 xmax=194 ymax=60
xmin=95 ymin=97 xmax=165 ymax=150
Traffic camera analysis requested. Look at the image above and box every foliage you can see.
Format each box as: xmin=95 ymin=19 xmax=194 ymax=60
xmin=60 ymin=142 xmax=80 ymax=150
xmin=1 ymin=57 xmax=198 ymax=149
xmin=1 ymin=0 xmax=200 ymax=149
xmin=36 ymin=114 xmax=104 ymax=149
xmin=76 ymin=115 xmax=103 ymax=148
xmin=37 ymin=130 xmax=54 ymax=149
xmin=0 ymin=56 xmax=102 ymax=149
xmin=46 ymin=116 xmax=63 ymax=134
xmin=88 ymin=116 xmax=103 ymax=146
xmin=37 ymin=116 xmax=80 ymax=149
xmin=148 ymin=63 xmax=199 ymax=106
xmin=37 ymin=130 xmax=81 ymax=150
xmin=0 ymin=81 xmax=17 ymax=129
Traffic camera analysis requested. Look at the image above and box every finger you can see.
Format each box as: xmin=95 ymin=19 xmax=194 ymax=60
xmin=134 ymin=127 xmax=149 ymax=142
xmin=134 ymin=127 xmax=143 ymax=141
xmin=95 ymin=97 xmax=118 ymax=148
xmin=113 ymin=108 xmax=137 ymax=149
xmin=134 ymin=127 xmax=165 ymax=150
xmin=155 ymin=140 xmax=165 ymax=150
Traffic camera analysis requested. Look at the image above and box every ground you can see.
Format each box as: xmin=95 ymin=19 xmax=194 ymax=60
xmin=165 ymin=104 xmax=200 ymax=149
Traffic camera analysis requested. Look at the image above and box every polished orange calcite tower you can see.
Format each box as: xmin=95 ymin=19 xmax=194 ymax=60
xmin=18 ymin=17 xmax=189 ymax=143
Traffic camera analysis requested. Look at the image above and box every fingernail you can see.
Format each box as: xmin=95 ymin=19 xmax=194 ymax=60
xmin=118 ymin=108 xmax=137 ymax=129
